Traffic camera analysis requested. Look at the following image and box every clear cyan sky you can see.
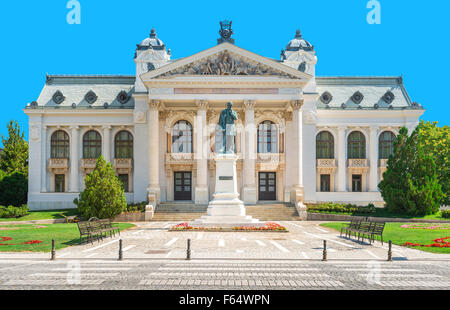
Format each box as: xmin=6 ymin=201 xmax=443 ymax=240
xmin=0 ymin=0 xmax=448 ymax=144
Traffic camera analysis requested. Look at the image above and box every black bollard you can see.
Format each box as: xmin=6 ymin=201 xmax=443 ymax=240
xmin=118 ymin=239 xmax=123 ymax=261
xmin=387 ymin=240 xmax=392 ymax=262
xmin=322 ymin=240 xmax=327 ymax=262
xmin=51 ymin=239 xmax=56 ymax=261
xmin=186 ymin=239 xmax=191 ymax=261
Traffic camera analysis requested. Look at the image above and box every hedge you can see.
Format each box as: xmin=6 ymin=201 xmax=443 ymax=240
xmin=307 ymin=202 xmax=376 ymax=215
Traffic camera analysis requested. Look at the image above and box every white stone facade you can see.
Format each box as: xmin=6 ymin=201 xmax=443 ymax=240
xmin=24 ymin=29 xmax=425 ymax=210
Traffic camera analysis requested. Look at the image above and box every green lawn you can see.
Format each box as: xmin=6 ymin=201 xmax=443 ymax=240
xmin=0 ymin=222 xmax=135 ymax=252
xmin=310 ymin=208 xmax=450 ymax=221
xmin=321 ymin=222 xmax=450 ymax=254
xmin=0 ymin=209 xmax=79 ymax=222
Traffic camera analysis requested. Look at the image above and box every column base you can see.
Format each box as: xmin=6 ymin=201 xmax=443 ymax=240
xmin=242 ymin=187 xmax=257 ymax=205
xmin=147 ymin=186 xmax=160 ymax=205
xmin=194 ymin=187 xmax=209 ymax=205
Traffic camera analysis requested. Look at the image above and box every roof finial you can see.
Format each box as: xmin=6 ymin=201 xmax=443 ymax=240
xmin=150 ymin=28 xmax=157 ymax=38
xmin=295 ymin=29 xmax=302 ymax=38
xmin=218 ymin=20 xmax=235 ymax=44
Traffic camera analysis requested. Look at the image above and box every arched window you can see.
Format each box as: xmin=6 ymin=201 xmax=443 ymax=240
xmin=379 ymin=131 xmax=396 ymax=159
xmin=115 ymin=131 xmax=133 ymax=159
xmin=258 ymin=121 xmax=278 ymax=153
xmin=172 ymin=120 xmax=193 ymax=153
xmin=347 ymin=131 xmax=366 ymax=159
xmin=51 ymin=130 xmax=69 ymax=159
xmin=316 ymin=131 xmax=334 ymax=159
xmin=83 ymin=130 xmax=102 ymax=159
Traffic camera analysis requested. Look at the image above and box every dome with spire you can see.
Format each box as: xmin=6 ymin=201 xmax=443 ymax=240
xmin=286 ymin=30 xmax=314 ymax=52
xmin=137 ymin=29 xmax=166 ymax=51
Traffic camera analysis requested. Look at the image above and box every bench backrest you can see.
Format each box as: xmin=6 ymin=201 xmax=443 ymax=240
xmin=372 ymin=222 xmax=385 ymax=234
xmin=77 ymin=221 xmax=91 ymax=234
xmin=98 ymin=219 xmax=112 ymax=228
xmin=358 ymin=221 xmax=372 ymax=231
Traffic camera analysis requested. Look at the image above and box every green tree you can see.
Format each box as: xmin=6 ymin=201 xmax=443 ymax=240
xmin=416 ymin=121 xmax=450 ymax=205
xmin=379 ymin=127 xmax=444 ymax=215
xmin=0 ymin=171 xmax=28 ymax=207
xmin=0 ymin=120 xmax=29 ymax=176
xmin=74 ymin=156 xmax=126 ymax=219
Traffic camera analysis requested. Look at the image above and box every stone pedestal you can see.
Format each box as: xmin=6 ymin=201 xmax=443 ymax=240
xmin=192 ymin=154 xmax=262 ymax=227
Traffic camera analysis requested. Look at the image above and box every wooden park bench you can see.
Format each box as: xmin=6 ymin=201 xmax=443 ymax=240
xmin=343 ymin=220 xmax=386 ymax=245
xmin=76 ymin=218 xmax=120 ymax=244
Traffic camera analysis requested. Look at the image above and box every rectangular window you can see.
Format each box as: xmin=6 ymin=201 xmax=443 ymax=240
xmin=352 ymin=174 xmax=362 ymax=192
xmin=320 ymin=174 xmax=331 ymax=192
xmin=118 ymin=174 xmax=129 ymax=192
xmin=55 ymin=174 xmax=65 ymax=193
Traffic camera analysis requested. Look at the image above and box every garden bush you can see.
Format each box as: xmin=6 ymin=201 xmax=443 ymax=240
xmin=441 ymin=210 xmax=450 ymax=219
xmin=126 ymin=201 xmax=148 ymax=213
xmin=74 ymin=156 xmax=127 ymax=220
xmin=0 ymin=204 xmax=29 ymax=218
xmin=307 ymin=202 xmax=376 ymax=215
xmin=0 ymin=171 xmax=28 ymax=207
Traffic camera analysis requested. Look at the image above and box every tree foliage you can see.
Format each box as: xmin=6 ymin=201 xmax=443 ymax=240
xmin=379 ymin=127 xmax=444 ymax=215
xmin=74 ymin=156 xmax=126 ymax=219
xmin=0 ymin=120 xmax=29 ymax=176
xmin=416 ymin=121 xmax=450 ymax=205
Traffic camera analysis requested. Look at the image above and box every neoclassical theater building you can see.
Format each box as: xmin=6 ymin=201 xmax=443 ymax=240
xmin=25 ymin=23 xmax=424 ymax=210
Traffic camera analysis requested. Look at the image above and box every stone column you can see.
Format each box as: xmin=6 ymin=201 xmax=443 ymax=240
xmin=148 ymin=100 xmax=161 ymax=204
xmin=337 ymin=126 xmax=347 ymax=192
xmin=243 ymin=100 xmax=257 ymax=204
xmin=69 ymin=125 xmax=80 ymax=193
xmin=195 ymin=100 xmax=209 ymax=205
xmin=41 ymin=126 xmax=48 ymax=192
xmin=369 ymin=125 xmax=379 ymax=192
xmin=290 ymin=100 xmax=304 ymax=203
xmin=102 ymin=125 xmax=112 ymax=163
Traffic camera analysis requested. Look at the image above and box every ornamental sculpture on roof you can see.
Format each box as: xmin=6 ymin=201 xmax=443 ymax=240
xmin=218 ymin=20 xmax=235 ymax=44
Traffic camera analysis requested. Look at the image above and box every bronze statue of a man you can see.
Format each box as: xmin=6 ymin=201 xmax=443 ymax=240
xmin=218 ymin=102 xmax=238 ymax=154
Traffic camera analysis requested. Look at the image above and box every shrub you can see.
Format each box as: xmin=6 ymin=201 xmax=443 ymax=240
xmin=126 ymin=201 xmax=147 ymax=213
xmin=441 ymin=210 xmax=450 ymax=219
xmin=0 ymin=204 xmax=29 ymax=218
xmin=307 ymin=202 xmax=376 ymax=215
xmin=74 ymin=156 xmax=126 ymax=220
xmin=0 ymin=171 xmax=28 ymax=207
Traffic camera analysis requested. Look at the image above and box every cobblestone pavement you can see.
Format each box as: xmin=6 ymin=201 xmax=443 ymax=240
xmin=0 ymin=221 xmax=449 ymax=289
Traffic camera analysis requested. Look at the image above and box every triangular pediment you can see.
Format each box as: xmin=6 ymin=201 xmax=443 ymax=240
xmin=140 ymin=43 xmax=312 ymax=82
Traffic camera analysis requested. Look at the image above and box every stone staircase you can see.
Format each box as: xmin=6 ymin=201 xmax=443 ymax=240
xmin=245 ymin=203 xmax=299 ymax=221
xmin=151 ymin=202 xmax=299 ymax=222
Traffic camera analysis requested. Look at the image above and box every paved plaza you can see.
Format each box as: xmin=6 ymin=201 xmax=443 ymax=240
xmin=0 ymin=221 xmax=449 ymax=290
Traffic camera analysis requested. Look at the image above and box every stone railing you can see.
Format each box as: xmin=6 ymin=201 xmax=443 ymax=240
xmin=257 ymin=153 xmax=285 ymax=164
xmin=317 ymin=158 xmax=336 ymax=168
xmin=81 ymin=158 xmax=98 ymax=173
xmin=48 ymin=158 xmax=69 ymax=169
xmin=379 ymin=159 xmax=388 ymax=167
xmin=114 ymin=158 xmax=133 ymax=169
xmin=166 ymin=153 xmax=194 ymax=162
xmin=348 ymin=158 xmax=369 ymax=168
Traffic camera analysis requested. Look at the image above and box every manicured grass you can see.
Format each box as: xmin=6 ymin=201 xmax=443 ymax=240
xmin=0 ymin=209 xmax=79 ymax=222
xmin=321 ymin=222 xmax=450 ymax=254
xmin=0 ymin=222 xmax=135 ymax=252
xmin=310 ymin=208 xmax=450 ymax=221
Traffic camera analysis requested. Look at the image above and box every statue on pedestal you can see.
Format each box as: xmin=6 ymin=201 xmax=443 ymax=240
xmin=217 ymin=102 xmax=238 ymax=154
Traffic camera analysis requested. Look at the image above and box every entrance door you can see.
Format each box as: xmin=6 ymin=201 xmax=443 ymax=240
xmin=174 ymin=172 xmax=192 ymax=201
xmin=258 ymin=172 xmax=276 ymax=201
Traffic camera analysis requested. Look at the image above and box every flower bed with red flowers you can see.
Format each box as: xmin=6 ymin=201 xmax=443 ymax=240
xmin=400 ymin=224 xmax=450 ymax=230
xmin=403 ymin=237 xmax=450 ymax=248
xmin=0 ymin=236 xmax=43 ymax=246
xmin=170 ymin=222 xmax=288 ymax=232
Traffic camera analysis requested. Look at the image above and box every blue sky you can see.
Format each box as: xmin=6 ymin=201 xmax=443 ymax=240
xmin=0 ymin=0 xmax=448 ymax=143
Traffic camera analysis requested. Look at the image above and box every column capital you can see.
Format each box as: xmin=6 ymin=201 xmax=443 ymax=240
xmin=102 ymin=125 xmax=112 ymax=131
xmin=149 ymin=100 xmax=162 ymax=110
xmin=338 ymin=125 xmax=347 ymax=132
xmin=69 ymin=125 xmax=80 ymax=131
xmin=290 ymin=99 xmax=304 ymax=110
xmin=369 ymin=124 xmax=379 ymax=132
xmin=195 ymin=100 xmax=209 ymax=111
xmin=243 ymin=100 xmax=256 ymax=111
